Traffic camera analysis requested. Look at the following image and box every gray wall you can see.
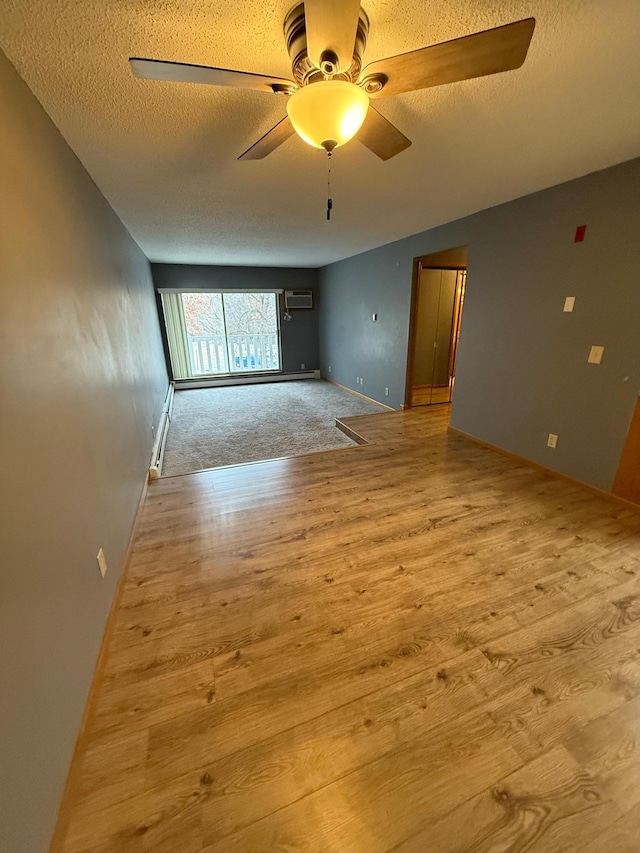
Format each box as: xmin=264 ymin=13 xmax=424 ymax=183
xmin=0 ymin=50 xmax=168 ymax=852
xmin=318 ymin=156 xmax=640 ymax=492
xmin=152 ymin=264 xmax=320 ymax=375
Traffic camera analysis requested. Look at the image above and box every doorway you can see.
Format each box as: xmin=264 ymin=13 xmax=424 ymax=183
xmin=405 ymin=247 xmax=467 ymax=408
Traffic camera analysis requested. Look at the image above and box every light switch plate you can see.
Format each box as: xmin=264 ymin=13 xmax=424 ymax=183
xmin=588 ymin=345 xmax=604 ymax=364
xmin=563 ymin=296 xmax=576 ymax=312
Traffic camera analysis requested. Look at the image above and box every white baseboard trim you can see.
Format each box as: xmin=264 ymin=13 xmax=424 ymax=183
xmin=325 ymin=378 xmax=396 ymax=412
xmin=175 ymin=370 xmax=320 ymax=390
xmin=149 ymin=383 xmax=174 ymax=480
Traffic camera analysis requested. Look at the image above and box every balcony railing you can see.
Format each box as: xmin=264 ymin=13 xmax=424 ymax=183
xmin=188 ymin=333 xmax=280 ymax=376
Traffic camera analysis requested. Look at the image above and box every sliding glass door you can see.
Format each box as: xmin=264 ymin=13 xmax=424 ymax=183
xmin=160 ymin=291 xmax=281 ymax=379
xmin=181 ymin=292 xmax=228 ymax=375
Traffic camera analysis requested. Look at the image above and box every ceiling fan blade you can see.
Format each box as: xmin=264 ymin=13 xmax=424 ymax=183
xmin=358 ymin=106 xmax=412 ymax=160
xmin=304 ymin=0 xmax=361 ymax=72
xmin=360 ymin=18 xmax=536 ymax=98
xmin=129 ymin=58 xmax=297 ymax=94
xmin=238 ymin=116 xmax=296 ymax=160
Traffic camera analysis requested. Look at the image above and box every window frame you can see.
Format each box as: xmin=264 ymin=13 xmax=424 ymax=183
xmin=158 ymin=288 xmax=284 ymax=381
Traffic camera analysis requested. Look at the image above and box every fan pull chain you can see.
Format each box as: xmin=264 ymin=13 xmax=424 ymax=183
xmin=326 ymin=151 xmax=333 ymax=221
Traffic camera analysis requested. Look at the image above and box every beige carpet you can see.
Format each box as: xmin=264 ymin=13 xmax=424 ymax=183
xmin=161 ymin=380 xmax=389 ymax=476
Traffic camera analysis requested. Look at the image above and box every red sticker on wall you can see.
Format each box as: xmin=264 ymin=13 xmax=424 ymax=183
xmin=574 ymin=225 xmax=587 ymax=242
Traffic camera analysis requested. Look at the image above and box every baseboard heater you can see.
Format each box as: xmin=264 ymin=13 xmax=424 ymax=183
xmin=149 ymin=383 xmax=175 ymax=480
xmin=175 ymin=370 xmax=320 ymax=390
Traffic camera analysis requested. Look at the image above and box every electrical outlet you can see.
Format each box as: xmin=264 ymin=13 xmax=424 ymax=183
xmin=300 ymin=363 xmax=305 ymax=370
xmin=360 ymin=378 xmax=363 ymax=385
xmin=97 ymin=548 xmax=108 ymax=578
xmin=384 ymin=387 xmax=389 ymax=396
xmin=563 ymin=296 xmax=576 ymax=312
xmin=588 ymin=345 xmax=604 ymax=364
xmin=547 ymin=433 xmax=558 ymax=449
xmin=328 ymin=365 xmax=331 ymax=373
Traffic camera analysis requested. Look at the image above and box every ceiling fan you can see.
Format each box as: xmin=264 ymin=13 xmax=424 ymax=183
xmin=130 ymin=2 xmax=535 ymax=161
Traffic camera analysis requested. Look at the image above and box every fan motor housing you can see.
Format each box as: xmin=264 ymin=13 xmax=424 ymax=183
xmin=284 ymin=3 xmax=370 ymax=87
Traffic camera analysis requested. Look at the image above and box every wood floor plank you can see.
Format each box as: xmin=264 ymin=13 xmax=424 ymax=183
xmin=481 ymin=582 xmax=640 ymax=679
xmin=143 ymin=614 xmax=449 ymax=787
xmin=63 ymin=774 xmax=205 ymax=853
xmin=562 ymin=693 xmax=640 ymax=813
xmin=201 ymin=649 xmax=501 ymax=844
xmin=69 ymin=730 xmax=148 ymax=828
xmin=70 ymin=649 xmax=502 ymax=851
xmin=485 ymin=631 xmax=640 ymax=762
xmin=391 ymin=745 xmax=621 ymax=853
xmin=203 ymin=707 xmax=522 ymax=852
xmin=582 ymin=801 xmax=640 ymax=852
xmin=57 ymin=405 xmax=640 ymax=852
xmin=91 ymin=658 xmax=216 ymax=740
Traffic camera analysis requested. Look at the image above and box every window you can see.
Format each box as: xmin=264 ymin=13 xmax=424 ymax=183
xmin=160 ymin=290 xmax=281 ymax=379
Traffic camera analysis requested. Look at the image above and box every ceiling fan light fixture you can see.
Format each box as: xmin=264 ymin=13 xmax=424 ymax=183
xmin=286 ymin=80 xmax=369 ymax=151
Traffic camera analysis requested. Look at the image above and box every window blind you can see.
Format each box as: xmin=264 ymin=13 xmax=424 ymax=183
xmin=160 ymin=292 xmax=193 ymax=379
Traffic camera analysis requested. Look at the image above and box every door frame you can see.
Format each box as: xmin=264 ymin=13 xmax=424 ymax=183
xmin=404 ymin=260 xmax=467 ymax=409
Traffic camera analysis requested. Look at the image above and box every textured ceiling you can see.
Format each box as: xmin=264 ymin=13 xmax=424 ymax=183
xmin=2 ymin=1 xmax=640 ymax=267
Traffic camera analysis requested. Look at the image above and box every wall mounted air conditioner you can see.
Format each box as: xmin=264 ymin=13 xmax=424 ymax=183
xmin=285 ymin=289 xmax=313 ymax=310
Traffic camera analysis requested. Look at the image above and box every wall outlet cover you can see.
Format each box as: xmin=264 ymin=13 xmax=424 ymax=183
xmin=588 ymin=345 xmax=604 ymax=364
xmin=563 ymin=296 xmax=576 ymax=312
xmin=547 ymin=433 xmax=558 ymax=449
xmin=97 ymin=548 xmax=108 ymax=578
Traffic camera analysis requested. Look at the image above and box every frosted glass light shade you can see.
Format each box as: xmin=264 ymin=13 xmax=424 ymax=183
xmin=286 ymin=80 xmax=369 ymax=151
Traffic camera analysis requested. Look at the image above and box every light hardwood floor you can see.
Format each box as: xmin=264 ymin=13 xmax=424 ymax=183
xmin=59 ymin=406 xmax=640 ymax=852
